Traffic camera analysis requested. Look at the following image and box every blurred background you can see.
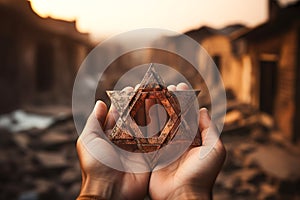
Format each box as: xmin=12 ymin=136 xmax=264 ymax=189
xmin=0 ymin=0 xmax=299 ymax=199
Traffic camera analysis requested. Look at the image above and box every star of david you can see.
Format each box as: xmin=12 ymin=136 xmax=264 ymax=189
xmin=106 ymin=64 xmax=200 ymax=152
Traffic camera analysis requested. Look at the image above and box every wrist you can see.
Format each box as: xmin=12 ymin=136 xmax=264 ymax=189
xmin=166 ymin=185 xmax=212 ymax=200
xmin=78 ymin=177 xmax=114 ymax=199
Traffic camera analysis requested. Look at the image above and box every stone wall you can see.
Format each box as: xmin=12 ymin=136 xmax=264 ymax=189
xmin=201 ymin=35 xmax=245 ymax=101
xmin=275 ymin=28 xmax=297 ymax=140
xmin=0 ymin=0 xmax=91 ymax=113
xmin=246 ymin=24 xmax=298 ymax=141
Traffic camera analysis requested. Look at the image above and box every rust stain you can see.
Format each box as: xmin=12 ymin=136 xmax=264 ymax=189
xmin=107 ymin=64 xmax=201 ymax=152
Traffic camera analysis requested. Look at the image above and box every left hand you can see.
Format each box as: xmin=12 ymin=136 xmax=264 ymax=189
xmin=77 ymin=95 xmax=150 ymax=199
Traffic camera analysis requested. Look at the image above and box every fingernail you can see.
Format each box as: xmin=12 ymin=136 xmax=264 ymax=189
xmin=200 ymin=107 xmax=208 ymax=112
xmin=176 ymin=82 xmax=189 ymax=90
xmin=167 ymin=85 xmax=176 ymax=91
xmin=135 ymin=84 xmax=140 ymax=90
xmin=199 ymin=107 xmax=209 ymax=116
xmin=94 ymin=100 xmax=100 ymax=111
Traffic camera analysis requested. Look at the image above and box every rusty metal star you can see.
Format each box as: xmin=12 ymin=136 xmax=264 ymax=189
xmin=106 ymin=64 xmax=200 ymax=153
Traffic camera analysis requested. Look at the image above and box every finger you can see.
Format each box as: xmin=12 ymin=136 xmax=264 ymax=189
xmin=176 ymin=83 xmax=200 ymax=145
xmin=198 ymin=108 xmax=221 ymax=148
xmin=176 ymin=82 xmax=189 ymax=90
xmin=94 ymin=100 xmax=108 ymax=127
xmin=198 ymin=107 xmax=210 ymax=133
xmin=167 ymin=85 xmax=176 ymax=91
xmin=80 ymin=100 xmax=107 ymax=139
xmin=105 ymin=86 xmax=133 ymax=130
xmin=134 ymin=84 xmax=140 ymax=91
xmin=104 ymin=104 xmax=118 ymax=131
xmin=198 ymin=108 xmax=223 ymax=159
xmin=123 ymin=86 xmax=134 ymax=92
xmin=78 ymin=100 xmax=136 ymax=172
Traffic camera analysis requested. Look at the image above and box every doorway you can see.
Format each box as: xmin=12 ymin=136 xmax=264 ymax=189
xmin=259 ymin=60 xmax=278 ymax=115
xmin=36 ymin=43 xmax=54 ymax=92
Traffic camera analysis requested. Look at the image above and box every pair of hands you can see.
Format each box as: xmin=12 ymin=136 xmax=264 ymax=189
xmin=76 ymin=83 xmax=226 ymax=200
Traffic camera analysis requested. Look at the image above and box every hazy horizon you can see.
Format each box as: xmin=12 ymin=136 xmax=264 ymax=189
xmin=29 ymin=0 xmax=298 ymax=40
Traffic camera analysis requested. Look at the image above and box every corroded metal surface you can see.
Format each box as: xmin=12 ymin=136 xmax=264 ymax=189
xmin=106 ymin=64 xmax=201 ymax=152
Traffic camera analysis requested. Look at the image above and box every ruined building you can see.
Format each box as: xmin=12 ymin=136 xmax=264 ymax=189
xmin=234 ymin=0 xmax=300 ymax=141
xmin=186 ymin=0 xmax=300 ymax=142
xmin=184 ymin=24 xmax=249 ymax=101
xmin=148 ymin=0 xmax=300 ymax=142
xmin=0 ymin=0 xmax=92 ymax=113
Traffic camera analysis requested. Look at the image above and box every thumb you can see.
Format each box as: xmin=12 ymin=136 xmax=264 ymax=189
xmin=94 ymin=100 xmax=108 ymax=127
xmin=199 ymin=107 xmax=210 ymax=133
xmin=81 ymin=100 xmax=107 ymax=139
xmin=198 ymin=108 xmax=221 ymax=159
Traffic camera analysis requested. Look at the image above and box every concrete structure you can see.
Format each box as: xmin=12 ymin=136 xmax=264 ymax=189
xmin=147 ymin=25 xmax=249 ymax=107
xmin=185 ymin=25 xmax=249 ymax=102
xmin=148 ymin=0 xmax=300 ymax=142
xmin=0 ymin=0 xmax=92 ymax=113
xmin=181 ymin=0 xmax=300 ymax=142
xmin=235 ymin=0 xmax=300 ymax=141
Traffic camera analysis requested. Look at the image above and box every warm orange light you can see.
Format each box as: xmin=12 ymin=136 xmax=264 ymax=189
xmin=29 ymin=0 xmax=270 ymax=39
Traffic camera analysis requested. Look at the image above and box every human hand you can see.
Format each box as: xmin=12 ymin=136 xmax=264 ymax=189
xmin=149 ymin=83 xmax=226 ymax=200
xmin=76 ymin=88 xmax=150 ymax=199
xmin=76 ymin=83 xmax=225 ymax=200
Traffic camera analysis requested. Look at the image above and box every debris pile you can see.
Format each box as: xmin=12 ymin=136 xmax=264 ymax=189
xmin=0 ymin=102 xmax=299 ymax=199
xmin=215 ymin=101 xmax=300 ymax=199
xmin=0 ymin=106 xmax=80 ymax=199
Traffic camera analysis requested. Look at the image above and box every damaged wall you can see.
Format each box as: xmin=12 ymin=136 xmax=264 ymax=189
xmin=0 ymin=0 xmax=92 ymax=113
xmin=240 ymin=20 xmax=299 ymax=141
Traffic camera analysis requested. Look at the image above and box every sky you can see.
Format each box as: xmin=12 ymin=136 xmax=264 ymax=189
xmin=29 ymin=0 xmax=298 ymax=40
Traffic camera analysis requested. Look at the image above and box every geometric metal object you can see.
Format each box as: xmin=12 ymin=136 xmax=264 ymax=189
xmin=107 ymin=63 xmax=200 ymax=152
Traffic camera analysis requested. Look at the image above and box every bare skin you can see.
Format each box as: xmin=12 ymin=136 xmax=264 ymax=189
xmin=149 ymin=83 xmax=226 ymax=200
xmin=77 ymin=98 xmax=150 ymax=200
xmin=76 ymin=83 xmax=226 ymax=200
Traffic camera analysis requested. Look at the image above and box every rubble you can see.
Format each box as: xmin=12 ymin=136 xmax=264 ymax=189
xmin=40 ymin=131 xmax=74 ymax=147
xmin=0 ymin=102 xmax=299 ymax=199
xmin=223 ymin=101 xmax=275 ymax=134
xmin=248 ymin=144 xmax=300 ymax=181
xmin=35 ymin=152 xmax=69 ymax=169
xmin=258 ymin=183 xmax=277 ymax=200
xmin=224 ymin=110 xmax=243 ymax=125
xmin=13 ymin=133 xmax=30 ymax=149
xmin=0 ymin=106 xmax=72 ymax=133
xmin=60 ymin=167 xmax=81 ymax=185
xmin=0 ymin=110 xmax=55 ymax=132
xmin=214 ymin=100 xmax=300 ymax=199
xmin=0 ymin=105 xmax=79 ymax=199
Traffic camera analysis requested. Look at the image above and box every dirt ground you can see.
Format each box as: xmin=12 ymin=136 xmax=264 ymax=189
xmin=0 ymin=103 xmax=300 ymax=200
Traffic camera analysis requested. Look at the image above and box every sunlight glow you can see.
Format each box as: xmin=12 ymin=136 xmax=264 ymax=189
xmin=29 ymin=0 xmax=271 ymax=39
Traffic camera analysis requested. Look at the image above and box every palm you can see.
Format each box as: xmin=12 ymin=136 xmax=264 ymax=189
xmin=78 ymin=85 xmax=226 ymax=200
xmin=78 ymin=135 xmax=150 ymax=200
xmin=150 ymin=138 xmax=225 ymax=199
xmin=77 ymin=100 xmax=150 ymax=200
